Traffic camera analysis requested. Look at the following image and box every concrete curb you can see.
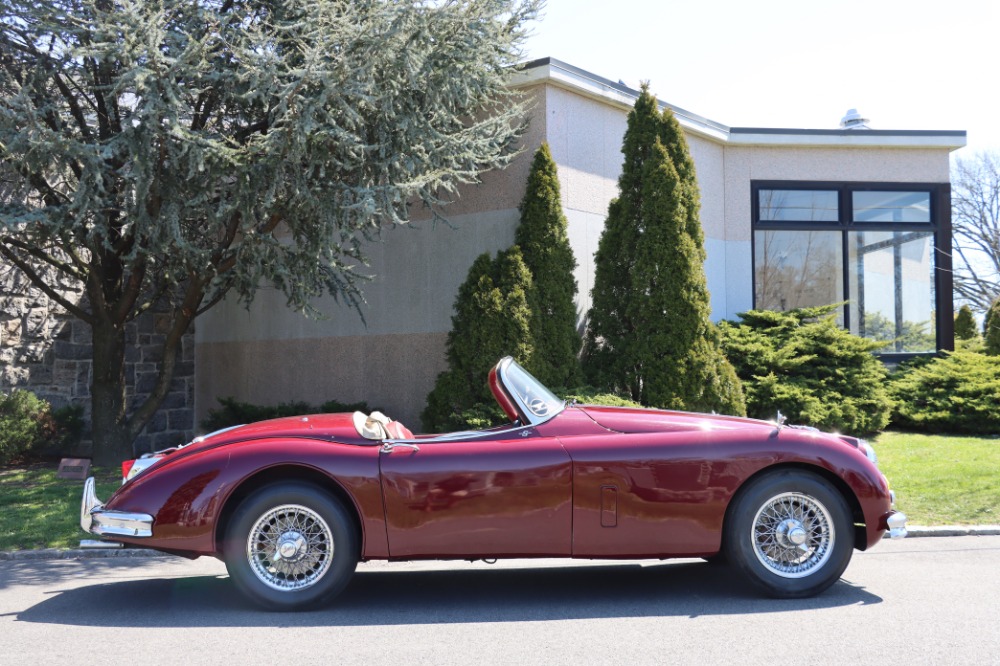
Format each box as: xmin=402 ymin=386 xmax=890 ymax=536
xmin=905 ymin=525 xmax=1000 ymax=537
xmin=3 ymin=526 xmax=999 ymax=561
xmin=0 ymin=547 xmax=175 ymax=561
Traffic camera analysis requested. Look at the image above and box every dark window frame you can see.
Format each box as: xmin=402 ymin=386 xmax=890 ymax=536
xmin=751 ymin=180 xmax=954 ymax=358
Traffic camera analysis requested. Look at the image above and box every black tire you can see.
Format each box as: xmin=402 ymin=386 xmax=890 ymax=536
xmin=724 ymin=470 xmax=853 ymax=598
xmin=223 ymin=482 xmax=358 ymax=611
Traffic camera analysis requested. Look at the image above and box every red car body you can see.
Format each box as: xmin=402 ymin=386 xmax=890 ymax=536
xmin=81 ymin=357 xmax=905 ymax=608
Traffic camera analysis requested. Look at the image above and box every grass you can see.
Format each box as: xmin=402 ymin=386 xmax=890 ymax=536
xmin=1 ymin=431 xmax=997 ymax=550
xmin=0 ymin=463 xmax=121 ymax=551
xmin=873 ymin=431 xmax=1000 ymax=525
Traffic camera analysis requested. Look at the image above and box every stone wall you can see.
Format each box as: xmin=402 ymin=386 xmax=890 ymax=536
xmin=0 ymin=267 xmax=195 ymax=457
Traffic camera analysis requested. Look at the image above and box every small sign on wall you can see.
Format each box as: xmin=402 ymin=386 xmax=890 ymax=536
xmin=57 ymin=458 xmax=91 ymax=480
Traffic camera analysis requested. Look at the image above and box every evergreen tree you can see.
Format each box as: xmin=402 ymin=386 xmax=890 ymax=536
xmin=515 ymin=143 xmax=582 ymax=387
xmin=583 ymin=85 xmax=744 ymax=414
xmin=0 ymin=0 xmax=540 ymax=463
xmin=422 ymin=248 xmax=534 ymax=430
xmin=954 ymin=304 xmax=979 ymax=341
xmin=985 ymin=296 xmax=1000 ymax=355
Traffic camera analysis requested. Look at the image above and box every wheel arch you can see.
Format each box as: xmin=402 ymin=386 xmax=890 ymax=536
xmin=213 ymin=464 xmax=364 ymax=556
xmin=722 ymin=462 xmax=869 ymax=553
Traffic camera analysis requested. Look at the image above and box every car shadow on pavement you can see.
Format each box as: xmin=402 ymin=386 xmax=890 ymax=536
xmin=13 ymin=559 xmax=882 ymax=627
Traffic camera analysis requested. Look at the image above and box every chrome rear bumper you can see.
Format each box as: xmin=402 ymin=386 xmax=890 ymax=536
xmin=80 ymin=477 xmax=154 ymax=538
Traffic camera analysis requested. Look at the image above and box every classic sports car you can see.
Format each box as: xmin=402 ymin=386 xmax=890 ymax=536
xmin=81 ymin=357 xmax=906 ymax=610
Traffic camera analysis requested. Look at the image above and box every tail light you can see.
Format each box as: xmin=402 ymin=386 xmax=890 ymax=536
xmin=120 ymin=455 xmax=163 ymax=484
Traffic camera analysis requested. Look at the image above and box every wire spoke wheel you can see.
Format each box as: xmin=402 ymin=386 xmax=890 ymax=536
xmin=751 ymin=492 xmax=834 ymax=579
xmin=245 ymin=504 xmax=334 ymax=591
xmin=725 ymin=471 xmax=853 ymax=598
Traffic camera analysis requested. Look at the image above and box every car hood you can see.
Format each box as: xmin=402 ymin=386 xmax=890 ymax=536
xmin=579 ymin=405 xmax=777 ymax=434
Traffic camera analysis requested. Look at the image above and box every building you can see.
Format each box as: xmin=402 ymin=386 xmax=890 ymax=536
xmin=193 ymin=57 xmax=966 ymax=429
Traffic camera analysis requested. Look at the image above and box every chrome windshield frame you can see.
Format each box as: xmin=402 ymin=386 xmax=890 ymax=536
xmin=495 ymin=357 xmax=565 ymax=427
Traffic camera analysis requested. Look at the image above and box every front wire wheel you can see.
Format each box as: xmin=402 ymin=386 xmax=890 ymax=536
xmin=224 ymin=483 xmax=358 ymax=611
xmin=751 ymin=492 xmax=834 ymax=579
xmin=725 ymin=471 xmax=854 ymax=598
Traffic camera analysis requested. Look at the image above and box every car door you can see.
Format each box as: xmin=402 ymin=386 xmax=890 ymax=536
xmin=379 ymin=433 xmax=573 ymax=558
xmin=560 ymin=431 xmax=730 ymax=558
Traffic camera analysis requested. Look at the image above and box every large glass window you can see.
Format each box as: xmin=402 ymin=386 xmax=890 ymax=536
xmin=847 ymin=231 xmax=935 ymax=352
xmin=759 ymin=190 xmax=839 ymax=222
xmin=853 ymin=191 xmax=931 ymax=223
xmin=752 ymin=182 xmax=951 ymax=356
xmin=754 ymin=230 xmax=843 ymax=312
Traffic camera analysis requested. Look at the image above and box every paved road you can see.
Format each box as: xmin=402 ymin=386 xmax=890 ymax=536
xmin=2 ymin=536 xmax=999 ymax=665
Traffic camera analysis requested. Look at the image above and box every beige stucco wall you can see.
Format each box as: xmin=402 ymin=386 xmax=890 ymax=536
xmin=194 ymin=77 xmax=956 ymax=431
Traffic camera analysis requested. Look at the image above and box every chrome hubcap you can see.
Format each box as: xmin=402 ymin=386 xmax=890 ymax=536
xmin=246 ymin=504 xmax=334 ymax=591
xmin=751 ymin=492 xmax=834 ymax=579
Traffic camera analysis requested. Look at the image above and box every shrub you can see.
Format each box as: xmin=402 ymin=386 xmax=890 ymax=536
xmin=955 ymin=304 xmax=979 ymax=341
xmin=985 ymin=297 xmax=1000 ymax=355
xmin=718 ymin=305 xmax=893 ymax=436
xmin=434 ymin=386 xmax=643 ymax=431
xmin=422 ymin=248 xmax=534 ymax=431
xmin=583 ymin=84 xmax=744 ymax=415
xmin=515 ymin=143 xmax=582 ymax=387
xmin=202 ymin=396 xmax=372 ymax=432
xmin=890 ymin=349 xmax=1000 ymax=434
xmin=0 ymin=390 xmax=51 ymax=465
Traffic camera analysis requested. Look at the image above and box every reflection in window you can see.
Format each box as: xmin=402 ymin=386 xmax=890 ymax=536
xmin=754 ymin=231 xmax=843 ymax=313
xmin=848 ymin=231 xmax=935 ymax=352
xmin=853 ymin=191 xmax=930 ymax=223
xmin=759 ymin=189 xmax=839 ymax=222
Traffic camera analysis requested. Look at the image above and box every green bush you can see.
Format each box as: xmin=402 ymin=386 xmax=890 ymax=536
xmin=0 ymin=390 xmax=51 ymax=464
xmin=202 ymin=396 xmax=372 ymax=432
xmin=718 ymin=304 xmax=893 ymax=436
xmin=955 ymin=305 xmax=979 ymax=341
xmin=890 ymin=349 xmax=1000 ymax=434
xmin=583 ymin=84 xmax=743 ymax=415
xmin=515 ymin=143 xmax=582 ymax=388
xmin=435 ymin=387 xmax=644 ymax=431
xmin=422 ymin=247 xmax=534 ymax=432
xmin=985 ymin=297 xmax=1000 ymax=355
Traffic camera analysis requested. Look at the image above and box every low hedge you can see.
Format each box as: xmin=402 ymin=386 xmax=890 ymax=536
xmin=202 ymin=396 xmax=374 ymax=432
xmin=890 ymin=349 xmax=1000 ymax=434
xmin=718 ymin=305 xmax=893 ymax=436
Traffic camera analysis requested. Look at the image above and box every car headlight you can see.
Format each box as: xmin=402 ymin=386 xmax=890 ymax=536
xmin=857 ymin=438 xmax=878 ymax=466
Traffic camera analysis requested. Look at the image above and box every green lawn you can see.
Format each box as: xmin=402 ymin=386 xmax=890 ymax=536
xmin=1 ymin=431 xmax=997 ymax=551
xmin=0 ymin=464 xmax=120 ymax=551
xmin=873 ymin=431 xmax=1000 ymax=525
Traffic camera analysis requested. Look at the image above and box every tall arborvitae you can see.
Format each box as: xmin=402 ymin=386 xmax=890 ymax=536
xmin=954 ymin=304 xmax=979 ymax=341
xmin=584 ymin=85 xmax=745 ymax=414
xmin=515 ymin=143 xmax=582 ymax=387
xmin=422 ymin=248 xmax=534 ymax=430
xmin=985 ymin=296 xmax=1000 ymax=355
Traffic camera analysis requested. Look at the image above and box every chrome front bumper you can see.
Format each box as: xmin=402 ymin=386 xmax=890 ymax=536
xmin=885 ymin=510 xmax=908 ymax=539
xmin=80 ymin=477 xmax=154 ymax=538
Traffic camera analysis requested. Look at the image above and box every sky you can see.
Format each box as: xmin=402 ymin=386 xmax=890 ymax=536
xmin=523 ymin=0 xmax=998 ymax=158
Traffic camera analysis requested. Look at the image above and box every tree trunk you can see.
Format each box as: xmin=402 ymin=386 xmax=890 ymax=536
xmin=90 ymin=320 xmax=134 ymax=466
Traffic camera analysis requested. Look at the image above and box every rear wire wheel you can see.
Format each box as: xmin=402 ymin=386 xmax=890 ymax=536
xmin=224 ymin=482 xmax=358 ymax=610
xmin=725 ymin=470 xmax=854 ymax=598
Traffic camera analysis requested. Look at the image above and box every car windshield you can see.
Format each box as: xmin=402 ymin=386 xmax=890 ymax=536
xmin=499 ymin=359 xmax=565 ymax=424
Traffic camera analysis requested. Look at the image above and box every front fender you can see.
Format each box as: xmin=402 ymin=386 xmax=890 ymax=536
xmin=103 ymin=438 xmax=385 ymax=557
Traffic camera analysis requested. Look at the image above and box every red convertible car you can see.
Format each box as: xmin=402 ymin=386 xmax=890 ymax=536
xmin=81 ymin=357 xmax=906 ymax=610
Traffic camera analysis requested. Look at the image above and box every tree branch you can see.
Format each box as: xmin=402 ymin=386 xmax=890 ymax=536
xmin=0 ymin=244 xmax=93 ymax=322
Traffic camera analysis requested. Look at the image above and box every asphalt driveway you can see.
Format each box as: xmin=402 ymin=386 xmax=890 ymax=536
xmin=1 ymin=535 xmax=998 ymax=665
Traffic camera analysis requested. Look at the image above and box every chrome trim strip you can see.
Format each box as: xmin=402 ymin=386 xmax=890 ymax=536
xmin=80 ymin=476 xmax=154 ymax=538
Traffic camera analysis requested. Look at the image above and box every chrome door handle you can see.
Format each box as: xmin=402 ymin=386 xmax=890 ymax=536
xmin=381 ymin=441 xmax=420 ymax=453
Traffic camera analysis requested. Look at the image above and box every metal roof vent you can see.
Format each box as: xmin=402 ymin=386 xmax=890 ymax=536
xmin=840 ymin=108 xmax=870 ymax=130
